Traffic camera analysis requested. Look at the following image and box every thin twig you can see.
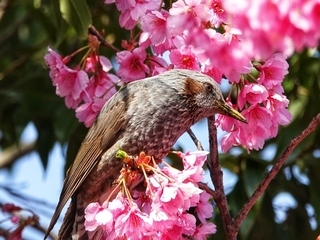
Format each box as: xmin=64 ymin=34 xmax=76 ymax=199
xmin=207 ymin=115 xmax=235 ymax=239
xmin=187 ymin=129 xmax=204 ymax=151
xmin=198 ymin=182 xmax=218 ymax=199
xmin=88 ymin=26 xmax=120 ymax=52
xmin=234 ymin=113 xmax=320 ymax=229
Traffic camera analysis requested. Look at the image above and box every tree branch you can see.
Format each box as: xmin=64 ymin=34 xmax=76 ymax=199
xmin=207 ymin=115 xmax=235 ymax=239
xmin=187 ymin=129 xmax=204 ymax=151
xmin=234 ymin=113 xmax=320 ymax=229
xmin=88 ymin=26 xmax=120 ymax=52
xmin=0 ymin=142 xmax=36 ymax=169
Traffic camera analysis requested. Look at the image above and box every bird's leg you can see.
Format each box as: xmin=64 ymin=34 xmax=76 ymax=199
xmin=187 ymin=129 xmax=204 ymax=151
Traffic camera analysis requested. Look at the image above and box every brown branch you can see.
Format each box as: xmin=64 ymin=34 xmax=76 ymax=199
xmin=207 ymin=115 xmax=235 ymax=239
xmin=0 ymin=142 xmax=36 ymax=168
xmin=88 ymin=26 xmax=120 ymax=52
xmin=234 ymin=113 xmax=320 ymax=229
xmin=187 ymin=129 xmax=204 ymax=151
xmin=198 ymin=182 xmax=218 ymax=199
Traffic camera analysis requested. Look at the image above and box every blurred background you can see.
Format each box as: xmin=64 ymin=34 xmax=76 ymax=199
xmin=0 ymin=1 xmax=320 ymax=239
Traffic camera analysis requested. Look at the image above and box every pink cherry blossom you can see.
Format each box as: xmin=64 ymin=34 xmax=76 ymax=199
xmin=223 ymin=0 xmax=320 ymax=58
xmin=84 ymin=202 xmax=105 ymax=232
xmin=257 ymin=53 xmax=289 ymax=92
xmin=196 ymin=191 xmax=214 ymax=224
xmin=219 ymin=103 xmax=275 ymax=152
xmin=44 ymin=48 xmax=89 ymax=102
xmin=169 ymin=45 xmax=200 ymax=70
xmin=140 ymin=10 xmax=169 ymax=46
xmin=64 ymin=94 xmax=82 ymax=109
xmin=119 ymin=9 xmax=137 ymax=29
xmin=202 ymin=64 xmax=223 ymax=84
xmin=105 ymin=0 xmax=160 ymax=29
xmin=209 ymin=0 xmax=227 ymax=27
xmin=265 ymin=92 xmax=292 ymax=137
xmin=239 ymin=105 xmax=273 ymax=151
xmin=130 ymin=0 xmax=160 ymax=21
xmin=220 ymin=129 xmax=241 ymax=152
xmin=75 ymin=97 xmax=105 ymax=127
xmin=194 ymin=222 xmax=217 ymax=240
xmin=238 ymin=83 xmax=268 ymax=109
xmin=84 ymin=151 xmax=214 ymax=239
xmin=216 ymin=99 xmax=240 ymax=132
xmin=114 ymin=202 xmax=151 ymax=239
xmin=177 ymin=213 xmax=197 ymax=235
xmin=184 ymin=28 xmax=252 ymax=83
xmin=116 ymin=47 xmax=150 ymax=82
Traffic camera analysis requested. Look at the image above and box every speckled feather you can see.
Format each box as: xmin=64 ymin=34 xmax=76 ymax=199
xmin=45 ymin=69 xmax=245 ymax=240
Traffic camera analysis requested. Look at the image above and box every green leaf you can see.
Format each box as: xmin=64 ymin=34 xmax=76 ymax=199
xmin=59 ymin=0 xmax=92 ymax=39
xmin=243 ymin=159 xmax=261 ymax=196
xmin=50 ymin=0 xmax=69 ymax=44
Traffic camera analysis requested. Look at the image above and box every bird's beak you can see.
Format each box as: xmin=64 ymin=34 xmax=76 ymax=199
xmin=216 ymin=100 xmax=247 ymax=123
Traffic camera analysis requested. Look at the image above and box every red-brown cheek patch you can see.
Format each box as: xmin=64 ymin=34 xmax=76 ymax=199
xmin=183 ymin=77 xmax=204 ymax=96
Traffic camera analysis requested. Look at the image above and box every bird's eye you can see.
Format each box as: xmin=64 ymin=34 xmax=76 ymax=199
xmin=204 ymin=82 xmax=213 ymax=93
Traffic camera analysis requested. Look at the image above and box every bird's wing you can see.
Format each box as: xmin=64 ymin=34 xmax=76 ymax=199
xmin=45 ymin=90 xmax=130 ymax=238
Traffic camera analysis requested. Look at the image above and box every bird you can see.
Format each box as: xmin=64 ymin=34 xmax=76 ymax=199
xmin=44 ymin=69 xmax=247 ymax=240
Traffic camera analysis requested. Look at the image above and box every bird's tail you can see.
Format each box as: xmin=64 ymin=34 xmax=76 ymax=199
xmin=58 ymin=195 xmax=103 ymax=240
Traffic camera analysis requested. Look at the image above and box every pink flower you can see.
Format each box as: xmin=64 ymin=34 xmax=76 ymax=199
xmin=216 ymin=99 xmax=240 ymax=132
xmin=106 ymin=0 xmax=160 ymax=30
xmin=84 ymin=202 xmax=106 ymax=232
xmin=202 ymin=64 xmax=223 ymax=84
xmin=116 ymin=47 xmax=150 ymax=82
xmin=157 ymin=181 xmax=202 ymax=215
xmin=11 ymin=215 xmax=20 ymax=224
xmin=209 ymin=0 xmax=227 ymax=27
xmin=177 ymin=213 xmax=197 ymax=235
xmin=185 ymin=29 xmax=252 ymax=83
xmin=44 ymin=48 xmax=89 ymax=101
xmin=75 ymin=97 xmax=105 ymax=127
xmin=140 ymin=10 xmax=168 ymax=46
xmin=168 ymin=151 xmax=208 ymax=182
xmin=148 ymin=56 xmax=169 ymax=75
xmin=238 ymin=83 xmax=268 ymax=109
xmin=119 ymin=9 xmax=137 ymax=29
xmin=114 ymin=202 xmax=151 ymax=239
xmin=257 ymin=53 xmax=289 ymax=92
xmin=181 ymin=151 xmax=208 ymax=169
xmin=220 ymin=129 xmax=241 ymax=152
xmin=167 ymin=10 xmax=199 ymax=36
xmin=196 ymin=191 xmax=214 ymax=224
xmin=194 ymin=222 xmax=217 ymax=240
xmin=169 ymin=0 xmax=213 ymax=26
xmin=64 ymin=94 xmax=82 ymax=109
xmin=129 ymin=0 xmax=160 ymax=21
xmin=219 ymin=104 xmax=274 ymax=152
xmin=239 ymin=104 xmax=273 ymax=150
xmin=169 ymin=46 xmax=200 ymax=70
xmin=265 ymin=92 xmax=292 ymax=137
xmin=83 ymin=150 xmax=216 ymax=239
xmin=85 ymin=55 xmax=119 ymax=99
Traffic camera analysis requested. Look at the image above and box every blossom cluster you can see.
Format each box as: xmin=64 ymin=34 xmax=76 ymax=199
xmin=84 ymin=151 xmax=216 ymax=240
xmin=44 ymin=38 xmax=120 ymax=127
xmin=0 ymin=203 xmax=39 ymax=239
xmin=216 ymin=53 xmax=292 ymax=152
xmin=223 ymin=0 xmax=320 ymax=58
xmin=42 ymin=0 xmax=320 ymax=150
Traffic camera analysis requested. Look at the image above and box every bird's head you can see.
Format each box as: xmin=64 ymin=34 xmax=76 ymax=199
xmin=178 ymin=70 xmax=247 ymax=123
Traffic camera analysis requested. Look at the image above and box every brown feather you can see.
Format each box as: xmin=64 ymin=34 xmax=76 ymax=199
xmin=45 ymin=93 xmax=129 ymax=239
xmin=183 ymin=77 xmax=204 ymax=96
